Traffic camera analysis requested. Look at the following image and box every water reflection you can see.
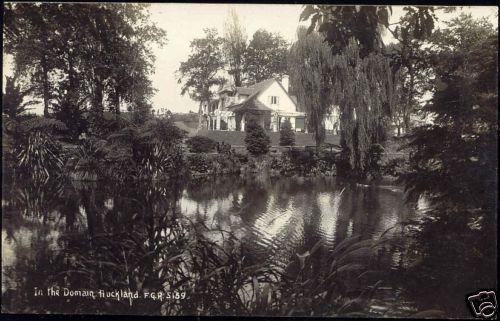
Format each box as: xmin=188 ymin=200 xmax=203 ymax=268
xmin=2 ymin=175 xmax=414 ymax=315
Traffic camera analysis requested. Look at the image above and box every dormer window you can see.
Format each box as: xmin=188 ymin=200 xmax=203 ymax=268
xmin=269 ymin=96 xmax=279 ymax=105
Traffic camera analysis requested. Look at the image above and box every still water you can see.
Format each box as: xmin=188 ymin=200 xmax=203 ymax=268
xmin=2 ymin=175 xmax=423 ymax=316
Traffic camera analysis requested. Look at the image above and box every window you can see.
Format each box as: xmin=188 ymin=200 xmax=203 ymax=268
xmin=269 ymin=96 xmax=279 ymax=105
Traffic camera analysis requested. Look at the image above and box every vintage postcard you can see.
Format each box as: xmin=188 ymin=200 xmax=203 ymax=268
xmin=2 ymin=2 xmax=498 ymax=319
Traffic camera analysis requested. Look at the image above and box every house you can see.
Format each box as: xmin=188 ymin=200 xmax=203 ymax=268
xmin=201 ymin=77 xmax=340 ymax=134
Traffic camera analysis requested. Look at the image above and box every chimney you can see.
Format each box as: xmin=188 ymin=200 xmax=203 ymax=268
xmin=281 ymin=75 xmax=290 ymax=93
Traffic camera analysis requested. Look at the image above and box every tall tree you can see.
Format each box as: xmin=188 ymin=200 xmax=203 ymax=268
xmin=243 ymin=29 xmax=289 ymax=84
xmin=402 ymin=14 xmax=497 ymax=220
xmin=385 ymin=6 xmax=448 ymax=135
xmin=4 ymin=3 xmax=165 ymax=134
xmin=300 ymin=5 xmax=391 ymax=57
xmin=288 ymin=27 xmax=334 ymax=147
xmin=177 ymin=28 xmax=225 ymax=129
xmin=3 ymin=3 xmax=58 ymax=116
xmin=222 ymin=9 xmax=247 ymax=87
xmin=400 ymin=14 xmax=497 ymax=302
xmin=330 ymin=40 xmax=396 ymax=176
xmin=301 ymin=5 xmax=398 ymax=176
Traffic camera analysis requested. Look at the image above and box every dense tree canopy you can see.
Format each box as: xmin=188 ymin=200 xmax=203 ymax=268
xmin=300 ymin=5 xmax=391 ymax=57
xmin=177 ymin=28 xmax=225 ymax=129
xmin=243 ymin=29 xmax=289 ymax=85
xmin=385 ymin=7 xmax=449 ymax=135
xmin=399 ymin=14 xmax=498 ymax=304
xmin=3 ymin=3 xmax=166 ymax=136
xmin=402 ymin=14 xmax=497 ymax=212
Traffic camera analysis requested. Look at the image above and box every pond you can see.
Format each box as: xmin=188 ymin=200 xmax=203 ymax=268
xmin=1 ymin=175 xmax=437 ymax=316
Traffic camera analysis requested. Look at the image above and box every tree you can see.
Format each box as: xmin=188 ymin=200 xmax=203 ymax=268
xmin=279 ymin=118 xmax=295 ymax=146
xmin=331 ymin=40 xmax=396 ymax=176
xmin=243 ymin=29 xmax=289 ymax=84
xmin=223 ymin=9 xmax=247 ymax=87
xmin=300 ymin=5 xmax=398 ymax=176
xmin=399 ymin=14 xmax=497 ymax=305
xmin=3 ymin=3 xmax=59 ymax=116
xmin=402 ymin=14 xmax=497 ymax=220
xmin=244 ymin=121 xmax=270 ymax=156
xmin=385 ymin=7 xmax=448 ymax=135
xmin=288 ymin=28 xmax=334 ymax=147
xmin=300 ymin=5 xmax=391 ymax=57
xmin=178 ymin=28 xmax=225 ymax=129
xmin=4 ymin=3 xmax=165 ymax=131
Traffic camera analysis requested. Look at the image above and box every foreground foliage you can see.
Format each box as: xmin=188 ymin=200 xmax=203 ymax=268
xmin=398 ymin=14 xmax=497 ymax=316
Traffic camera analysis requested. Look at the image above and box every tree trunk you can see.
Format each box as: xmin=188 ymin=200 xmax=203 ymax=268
xmin=39 ymin=20 xmax=51 ymax=117
xmin=93 ymin=77 xmax=104 ymax=114
xmin=41 ymin=54 xmax=50 ymax=117
xmin=67 ymin=49 xmax=78 ymax=107
xmin=234 ymin=69 xmax=242 ymax=87
xmin=114 ymin=86 xmax=121 ymax=115
xmin=405 ymin=66 xmax=415 ymax=132
xmin=198 ymin=101 xmax=204 ymax=130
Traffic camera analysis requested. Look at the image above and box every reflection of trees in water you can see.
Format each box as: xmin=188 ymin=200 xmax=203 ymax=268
xmin=2 ymin=178 xmax=277 ymax=315
xmin=237 ymin=177 xmax=271 ymax=226
xmin=185 ymin=176 xmax=242 ymax=202
xmin=2 ymin=177 xmax=414 ymax=316
xmin=333 ymin=184 xmax=382 ymax=244
xmin=3 ymin=179 xmax=187 ymax=314
xmin=3 ymin=177 xmax=67 ymax=219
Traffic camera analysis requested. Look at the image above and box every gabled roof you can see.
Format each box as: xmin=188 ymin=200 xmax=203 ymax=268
xmin=235 ymin=78 xmax=275 ymax=97
xmin=227 ymin=98 xmax=273 ymax=113
xmin=223 ymin=77 xmax=300 ymax=114
xmin=226 ymin=78 xmax=277 ymax=113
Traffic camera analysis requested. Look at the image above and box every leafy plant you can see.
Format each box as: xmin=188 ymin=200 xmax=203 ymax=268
xmin=65 ymin=138 xmax=109 ymax=181
xmin=13 ymin=117 xmax=67 ymax=182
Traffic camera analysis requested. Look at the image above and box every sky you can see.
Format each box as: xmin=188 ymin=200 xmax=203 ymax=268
xmin=2 ymin=4 xmax=498 ymax=114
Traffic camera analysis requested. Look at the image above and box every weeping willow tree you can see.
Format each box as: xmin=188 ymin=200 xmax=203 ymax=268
xmin=330 ymin=39 xmax=397 ymax=176
xmin=288 ymin=27 xmax=334 ymax=146
xmin=289 ymin=28 xmax=398 ymax=175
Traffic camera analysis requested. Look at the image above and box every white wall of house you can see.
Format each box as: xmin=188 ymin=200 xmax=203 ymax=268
xmin=256 ymin=80 xmax=297 ymax=113
xmin=325 ymin=106 xmax=340 ymax=133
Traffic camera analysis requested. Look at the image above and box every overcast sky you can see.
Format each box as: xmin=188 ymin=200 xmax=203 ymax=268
xmin=2 ymin=4 xmax=498 ymax=114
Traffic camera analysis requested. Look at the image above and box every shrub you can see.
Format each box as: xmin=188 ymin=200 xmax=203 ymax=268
xmin=279 ymin=118 xmax=295 ymax=146
xmin=186 ymin=135 xmax=217 ymax=153
xmin=216 ymin=141 xmax=231 ymax=154
xmin=186 ymin=153 xmax=211 ymax=174
xmin=104 ymin=118 xmax=186 ymax=181
xmin=244 ymin=121 xmax=270 ymax=156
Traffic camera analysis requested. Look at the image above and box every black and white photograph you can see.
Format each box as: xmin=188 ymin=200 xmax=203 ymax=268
xmin=1 ymin=2 xmax=498 ymax=318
